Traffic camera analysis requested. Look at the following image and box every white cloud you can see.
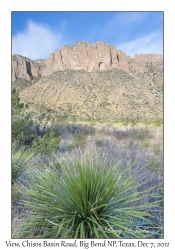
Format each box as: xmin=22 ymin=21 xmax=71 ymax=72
xmin=114 ymin=12 xmax=148 ymax=26
xmin=104 ymin=12 xmax=148 ymax=33
xmin=12 ymin=20 xmax=64 ymax=60
xmin=116 ymin=30 xmax=163 ymax=57
xmin=101 ymin=12 xmax=150 ymax=42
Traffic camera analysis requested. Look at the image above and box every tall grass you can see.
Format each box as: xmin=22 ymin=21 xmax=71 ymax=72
xmin=18 ymin=154 xmax=162 ymax=238
xmin=12 ymin=142 xmax=37 ymax=185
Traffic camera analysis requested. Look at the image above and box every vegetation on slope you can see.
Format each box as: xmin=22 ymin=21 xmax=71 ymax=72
xmin=12 ymin=64 xmax=163 ymax=238
xmin=18 ymin=68 xmax=163 ymax=123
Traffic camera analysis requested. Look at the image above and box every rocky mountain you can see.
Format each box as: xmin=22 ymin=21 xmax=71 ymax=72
xmin=12 ymin=41 xmax=163 ymax=81
xmin=12 ymin=41 xmax=163 ymax=122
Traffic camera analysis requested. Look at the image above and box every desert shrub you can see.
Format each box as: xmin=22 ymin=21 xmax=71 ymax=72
xmin=153 ymin=145 xmax=162 ymax=155
xmin=153 ymin=119 xmax=163 ymax=127
xmin=32 ymin=131 xmax=61 ymax=153
xmin=135 ymin=128 xmax=152 ymax=141
xmin=68 ymin=130 xmax=88 ymax=150
xmin=18 ymin=154 xmax=162 ymax=238
xmin=12 ymin=89 xmax=38 ymax=144
xmin=12 ymin=89 xmax=24 ymax=116
xmin=149 ymin=158 xmax=161 ymax=172
xmin=114 ymin=129 xmax=128 ymax=140
xmin=12 ymin=90 xmax=49 ymax=145
xmin=95 ymin=139 xmax=104 ymax=147
xmin=12 ymin=142 xmax=37 ymax=185
xmin=142 ymin=141 xmax=150 ymax=148
xmin=12 ymin=116 xmax=38 ymax=144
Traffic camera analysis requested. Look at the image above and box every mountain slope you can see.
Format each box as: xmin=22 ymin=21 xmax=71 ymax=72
xmin=19 ymin=68 xmax=163 ymax=122
xmin=12 ymin=41 xmax=163 ymax=123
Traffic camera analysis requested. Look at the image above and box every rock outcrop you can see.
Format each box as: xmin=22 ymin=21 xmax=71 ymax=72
xmin=12 ymin=54 xmax=46 ymax=81
xmin=12 ymin=41 xmax=163 ymax=81
xmin=134 ymin=53 xmax=163 ymax=65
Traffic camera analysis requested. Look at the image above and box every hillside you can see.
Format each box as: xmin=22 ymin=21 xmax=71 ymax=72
xmin=12 ymin=41 xmax=163 ymax=123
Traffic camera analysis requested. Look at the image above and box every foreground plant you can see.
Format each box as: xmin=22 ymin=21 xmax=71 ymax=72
xmin=12 ymin=142 xmax=37 ymax=185
xmin=18 ymin=155 xmax=162 ymax=238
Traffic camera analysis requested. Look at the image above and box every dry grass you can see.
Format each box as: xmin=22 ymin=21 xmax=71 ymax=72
xmin=19 ymin=68 xmax=163 ymax=122
xmin=12 ymin=124 xmax=163 ymax=238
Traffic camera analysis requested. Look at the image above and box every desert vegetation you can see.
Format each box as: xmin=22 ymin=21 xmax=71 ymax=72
xmin=12 ymin=89 xmax=163 ymax=238
xmin=12 ymin=41 xmax=163 ymax=239
xmin=18 ymin=68 xmax=163 ymax=124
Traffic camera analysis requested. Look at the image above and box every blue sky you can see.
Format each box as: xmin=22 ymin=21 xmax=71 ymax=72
xmin=12 ymin=11 xmax=163 ymax=60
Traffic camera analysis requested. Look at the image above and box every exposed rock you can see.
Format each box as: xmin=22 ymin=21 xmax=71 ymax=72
xmin=134 ymin=54 xmax=163 ymax=71
xmin=12 ymin=54 xmax=46 ymax=81
xmin=116 ymin=50 xmax=130 ymax=73
xmin=12 ymin=41 xmax=163 ymax=81
xmin=45 ymin=50 xmax=66 ymax=75
xmin=129 ymin=61 xmax=148 ymax=73
xmin=12 ymin=55 xmax=31 ymax=81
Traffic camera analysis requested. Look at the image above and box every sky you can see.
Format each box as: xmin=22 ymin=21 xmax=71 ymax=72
xmin=12 ymin=11 xmax=163 ymax=60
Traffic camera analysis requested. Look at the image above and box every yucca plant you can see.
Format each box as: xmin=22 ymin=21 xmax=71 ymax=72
xmin=12 ymin=142 xmax=37 ymax=185
xmin=18 ymin=155 xmax=162 ymax=238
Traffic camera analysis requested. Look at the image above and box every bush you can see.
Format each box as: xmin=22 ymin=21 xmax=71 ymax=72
xmin=149 ymin=158 xmax=161 ymax=172
xmin=136 ymin=128 xmax=152 ymax=140
xmin=18 ymin=154 xmax=162 ymax=238
xmin=12 ymin=117 xmax=37 ymax=144
xmin=95 ymin=139 xmax=104 ymax=147
xmin=153 ymin=145 xmax=161 ymax=155
xmin=12 ymin=89 xmax=23 ymax=116
xmin=12 ymin=142 xmax=37 ymax=185
xmin=32 ymin=131 xmax=61 ymax=153
xmin=142 ymin=141 xmax=150 ymax=148
xmin=12 ymin=90 xmax=39 ymax=145
xmin=153 ymin=119 xmax=163 ymax=127
xmin=68 ymin=130 xmax=88 ymax=150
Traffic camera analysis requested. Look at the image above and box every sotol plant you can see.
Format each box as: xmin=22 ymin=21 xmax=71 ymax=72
xmin=18 ymin=154 xmax=162 ymax=238
xmin=12 ymin=142 xmax=37 ymax=185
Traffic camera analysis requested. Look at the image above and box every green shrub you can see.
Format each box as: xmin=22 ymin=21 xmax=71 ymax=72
xmin=153 ymin=119 xmax=163 ymax=127
xmin=12 ymin=89 xmax=26 ymax=117
xmin=12 ymin=142 xmax=37 ymax=185
xmin=149 ymin=158 xmax=161 ymax=172
xmin=32 ymin=131 xmax=61 ymax=153
xmin=142 ymin=141 xmax=150 ymax=148
xmin=18 ymin=155 xmax=162 ymax=238
xmin=68 ymin=130 xmax=87 ymax=150
xmin=12 ymin=117 xmax=37 ymax=144
xmin=95 ymin=139 xmax=104 ymax=147
xmin=153 ymin=145 xmax=161 ymax=155
xmin=12 ymin=90 xmax=42 ymax=145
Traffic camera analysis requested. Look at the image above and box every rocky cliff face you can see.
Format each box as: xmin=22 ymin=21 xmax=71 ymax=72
xmin=134 ymin=54 xmax=163 ymax=66
xmin=12 ymin=55 xmax=46 ymax=81
xmin=12 ymin=41 xmax=163 ymax=81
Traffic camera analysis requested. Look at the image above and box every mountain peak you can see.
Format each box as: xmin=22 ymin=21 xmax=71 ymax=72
xmin=12 ymin=41 xmax=163 ymax=81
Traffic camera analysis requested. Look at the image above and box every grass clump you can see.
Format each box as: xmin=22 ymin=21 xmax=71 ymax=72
xmin=136 ymin=128 xmax=152 ymax=141
xmin=152 ymin=119 xmax=163 ymax=127
xmin=18 ymin=154 xmax=162 ymax=238
xmin=153 ymin=145 xmax=162 ymax=155
xmin=149 ymin=158 xmax=161 ymax=172
xmin=142 ymin=141 xmax=150 ymax=148
xmin=12 ymin=142 xmax=38 ymax=203
xmin=12 ymin=142 xmax=37 ymax=185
